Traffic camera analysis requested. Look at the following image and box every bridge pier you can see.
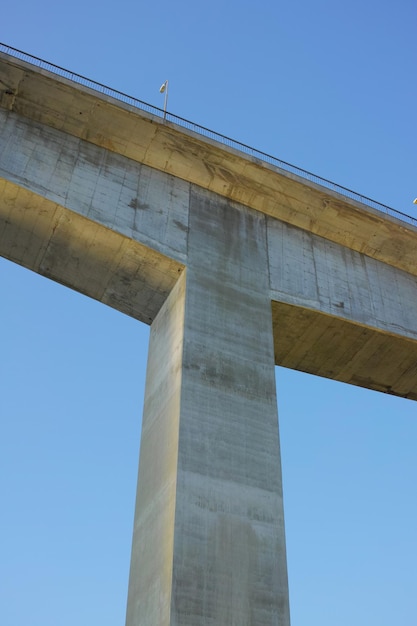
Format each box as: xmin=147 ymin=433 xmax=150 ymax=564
xmin=126 ymin=189 xmax=290 ymax=625
xmin=2 ymin=50 xmax=417 ymax=625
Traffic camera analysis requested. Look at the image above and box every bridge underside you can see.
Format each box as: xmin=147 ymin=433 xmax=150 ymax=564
xmin=272 ymin=303 xmax=417 ymax=400
xmin=0 ymin=178 xmax=183 ymax=324
xmin=1 ymin=179 xmax=416 ymax=400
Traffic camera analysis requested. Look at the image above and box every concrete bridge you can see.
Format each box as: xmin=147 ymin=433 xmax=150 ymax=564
xmin=1 ymin=49 xmax=417 ymax=625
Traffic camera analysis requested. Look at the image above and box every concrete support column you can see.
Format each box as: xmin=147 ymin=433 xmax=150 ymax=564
xmin=126 ymin=188 xmax=290 ymax=626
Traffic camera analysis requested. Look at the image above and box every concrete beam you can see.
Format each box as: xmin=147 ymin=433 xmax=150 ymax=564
xmin=0 ymin=109 xmax=186 ymax=323
xmin=268 ymin=217 xmax=417 ymax=398
xmin=2 ymin=51 xmax=417 ymax=278
xmin=0 ymin=177 xmax=183 ymax=324
xmin=272 ymin=302 xmax=417 ymax=399
xmin=1 ymin=101 xmax=417 ymax=398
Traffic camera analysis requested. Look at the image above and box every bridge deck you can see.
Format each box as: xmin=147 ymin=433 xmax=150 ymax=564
xmin=1 ymin=51 xmax=417 ymax=400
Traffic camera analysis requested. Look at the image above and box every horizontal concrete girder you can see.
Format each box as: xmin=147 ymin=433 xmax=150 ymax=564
xmin=272 ymin=302 xmax=417 ymax=400
xmin=0 ymin=177 xmax=184 ymax=324
xmin=1 ymin=51 xmax=417 ymax=401
xmin=2 ymin=51 xmax=417 ymax=278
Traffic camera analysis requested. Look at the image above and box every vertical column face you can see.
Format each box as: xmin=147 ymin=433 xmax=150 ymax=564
xmin=127 ymin=187 xmax=290 ymax=626
xmin=126 ymin=273 xmax=186 ymax=626
xmin=173 ymin=188 xmax=289 ymax=625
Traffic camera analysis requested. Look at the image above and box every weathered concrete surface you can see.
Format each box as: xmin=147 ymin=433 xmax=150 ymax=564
xmin=126 ymin=272 xmax=185 ymax=625
xmin=272 ymin=302 xmax=417 ymax=398
xmin=268 ymin=219 xmax=417 ymax=398
xmin=0 ymin=109 xmax=189 ymax=264
xmin=1 ymin=50 xmax=417 ymax=625
xmin=127 ymin=189 xmax=289 ymax=625
xmin=1 ymin=51 xmax=417 ymax=278
xmin=0 ymin=108 xmax=187 ymax=323
xmin=1 ymin=97 xmax=417 ymax=397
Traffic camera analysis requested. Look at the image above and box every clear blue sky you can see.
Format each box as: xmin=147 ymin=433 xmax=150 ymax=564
xmin=1 ymin=1 xmax=417 ymax=625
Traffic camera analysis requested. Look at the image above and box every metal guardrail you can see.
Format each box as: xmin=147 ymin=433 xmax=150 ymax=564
xmin=1 ymin=41 xmax=416 ymax=228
